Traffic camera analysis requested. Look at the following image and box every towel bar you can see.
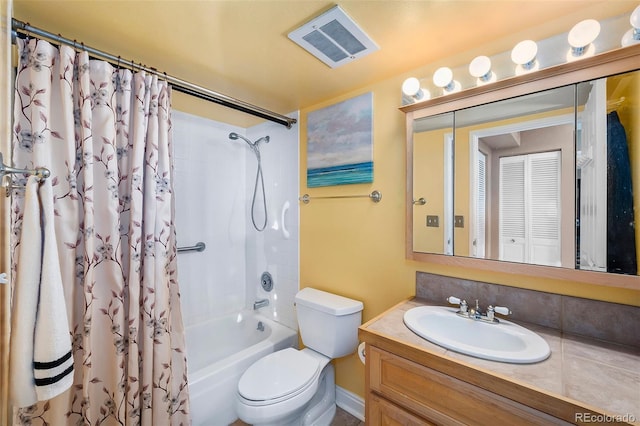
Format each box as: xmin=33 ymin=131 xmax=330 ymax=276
xmin=0 ymin=152 xmax=51 ymax=197
xmin=299 ymin=190 xmax=382 ymax=204
xmin=0 ymin=152 xmax=50 ymax=181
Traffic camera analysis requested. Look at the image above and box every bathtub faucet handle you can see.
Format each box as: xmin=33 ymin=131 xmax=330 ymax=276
xmin=253 ymin=299 xmax=269 ymax=310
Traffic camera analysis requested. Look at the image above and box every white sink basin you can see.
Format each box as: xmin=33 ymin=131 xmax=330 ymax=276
xmin=403 ymin=306 xmax=550 ymax=364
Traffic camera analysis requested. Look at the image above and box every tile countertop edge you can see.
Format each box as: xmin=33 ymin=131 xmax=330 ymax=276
xmin=358 ymin=298 xmax=640 ymax=425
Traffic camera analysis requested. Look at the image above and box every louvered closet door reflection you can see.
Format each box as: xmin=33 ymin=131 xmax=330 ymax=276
xmin=499 ymin=157 xmax=527 ymax=262
xmin=529 ymin=152 xmax=562 ymax=266
xmin=499 ymin=151 xmax=561 ymax=266
xmin=472 ymin=151 xmax=487 ymax=258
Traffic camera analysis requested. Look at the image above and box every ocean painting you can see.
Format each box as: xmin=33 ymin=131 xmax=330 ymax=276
xmin=307 ymin=92 xmax=373 ymax=187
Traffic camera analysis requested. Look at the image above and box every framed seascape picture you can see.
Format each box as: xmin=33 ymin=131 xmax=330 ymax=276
xmin=307 ymin=92 xmax=373 ymax=187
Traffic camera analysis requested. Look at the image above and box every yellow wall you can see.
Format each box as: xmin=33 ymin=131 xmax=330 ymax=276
xmin=300 ymin=74 xmax=640 ymax=399
xmin=300 ymin=79 xmax=415 ymax=397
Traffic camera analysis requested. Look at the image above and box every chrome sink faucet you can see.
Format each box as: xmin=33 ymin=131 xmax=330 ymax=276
xmin=469 ymin=299 xmax=482 ymax=319
xmin=447 ymin=296 xmax=511 ymax=324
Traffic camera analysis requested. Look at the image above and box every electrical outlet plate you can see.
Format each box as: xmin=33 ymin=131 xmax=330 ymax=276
xmin=426 ymin=215 xmax=439 ymax=227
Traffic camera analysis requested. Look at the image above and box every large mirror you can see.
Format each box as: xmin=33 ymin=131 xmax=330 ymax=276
xmin=405 ymin=45 xmax=640 ymax=287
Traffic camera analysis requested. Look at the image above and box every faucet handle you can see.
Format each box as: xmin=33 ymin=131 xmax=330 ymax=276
xmin=494 ymin=306 xmax=511 ymax=316
xmin=448 ymin=296 xmax=468 ymax=315
xmin=447 ymin=296 xmax=461 ymax=305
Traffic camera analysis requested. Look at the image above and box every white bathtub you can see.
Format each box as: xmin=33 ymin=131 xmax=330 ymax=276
xmin=186 ymin=310 xmax=298 ymax=426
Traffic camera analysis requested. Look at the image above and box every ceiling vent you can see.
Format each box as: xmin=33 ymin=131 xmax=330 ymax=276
xmin=288 ymin=5 xmax=379 ymax=69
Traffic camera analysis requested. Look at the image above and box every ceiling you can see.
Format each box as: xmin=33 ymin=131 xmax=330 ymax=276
xmin=11 ymin=0 xmax=638 ymax=127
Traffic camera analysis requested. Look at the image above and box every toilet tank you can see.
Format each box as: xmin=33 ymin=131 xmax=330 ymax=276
xmin=295 ymin=288 xmax=364 ymax=358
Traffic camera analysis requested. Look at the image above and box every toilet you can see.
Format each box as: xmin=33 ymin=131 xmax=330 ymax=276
xmin=236 ymin=287 xmax=363 ymax=426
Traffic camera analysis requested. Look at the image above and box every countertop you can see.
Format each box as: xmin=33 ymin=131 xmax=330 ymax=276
xmin=360 ymin=298 xmax=640 ymax=423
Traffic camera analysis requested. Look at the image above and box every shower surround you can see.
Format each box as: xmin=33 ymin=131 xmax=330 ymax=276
xmin=171 ymin=110 xmax=300 ymax=424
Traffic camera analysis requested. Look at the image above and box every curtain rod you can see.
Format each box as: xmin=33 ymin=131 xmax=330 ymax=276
xmin=11 ymin=19 xmax=297 ymax=129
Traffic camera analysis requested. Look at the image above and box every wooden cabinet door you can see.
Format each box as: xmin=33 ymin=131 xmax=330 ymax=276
xmin=368 ymin=393 xmax=434 ymax=426
xmin=368 ymin=346 xmax=569 ymax=425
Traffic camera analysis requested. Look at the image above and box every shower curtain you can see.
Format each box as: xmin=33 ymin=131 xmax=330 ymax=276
xmin=10 ymin=39 xmax=190 ymax=425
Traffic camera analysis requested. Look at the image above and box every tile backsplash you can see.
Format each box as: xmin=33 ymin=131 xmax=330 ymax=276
xmin=416 ymin=272 xmax=640 ymax=348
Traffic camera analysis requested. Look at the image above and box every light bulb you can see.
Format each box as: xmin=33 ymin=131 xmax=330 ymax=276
xmin=511 ymin=40 xmax=538 ymax=71
xmin=469 ymin=56 xmax=494 ymax=84
xmin=433 ymin=67 xmax=452 ymax=88
xmin=621 ymin=5 xmax=640 ymax=47
xmin=401 ymin=77 xmax=429 ymax=101
xmin=433 ymin=67 xmax=460 ymax=94
xmin=632 ymin=4 xmax=640 ymax=30
xmin=402 ymin=77 xmax=420 ymax=96
xmin=568 ymin=19 xmax=600 ymax=57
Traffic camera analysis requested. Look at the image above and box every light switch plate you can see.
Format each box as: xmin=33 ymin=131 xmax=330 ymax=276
xmin=426 ymin=215 xmax=439 ymax=227
xmin=455 ymin=215 xmax=464 ymax=228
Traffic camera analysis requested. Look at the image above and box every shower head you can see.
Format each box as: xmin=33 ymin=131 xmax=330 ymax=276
xmin=228 ymin=131 xmax=270 ymax=231
xmin=228 ymin=132 xmax=253 ymax=146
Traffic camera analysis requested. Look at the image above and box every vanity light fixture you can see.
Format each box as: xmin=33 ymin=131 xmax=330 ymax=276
xmin=433 ymin=67 xmax=460 ymax=94
xmin=621 ymin=5 xmax=640 ymax=47
xmin=511 ymin=40 xmax=538 ymax=75
xmin=399 ymin=9 xmax=632 ymax=102
xmin=468 ymin=56 xmax=495 ymax=85
xmin=568 ymin=19 xmax=601 ymax=59
xmin=402 ymin=77 xmax=429 ymax=102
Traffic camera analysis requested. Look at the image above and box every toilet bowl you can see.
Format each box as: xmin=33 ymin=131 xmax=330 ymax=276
xmin=235 ymin=288 xmax=363 ymax=426
xmin=236 ymin=348 xmax=334 ymax=426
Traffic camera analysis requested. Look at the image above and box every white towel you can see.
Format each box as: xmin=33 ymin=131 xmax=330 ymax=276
xmin=10 ymin=176 xmax=42 ymax=407
xmin=33 ymin=178 xmax=73 ymax=400
xmin=9 ymin=176 xmax=73 ymax=407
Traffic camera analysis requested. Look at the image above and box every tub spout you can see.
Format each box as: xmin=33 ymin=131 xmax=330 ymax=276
xmin=253 ymin=299 xmax=269 ymax=310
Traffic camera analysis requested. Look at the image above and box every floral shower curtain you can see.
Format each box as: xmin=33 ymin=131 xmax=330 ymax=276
xmin=10 ymin=39 xmax=190 ymax=425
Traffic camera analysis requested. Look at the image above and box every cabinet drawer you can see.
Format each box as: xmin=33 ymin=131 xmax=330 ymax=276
xmin=368 ymin=346 xmax=568 ymax=425
xmin=368 ymin=392 xmax=435 ymax=426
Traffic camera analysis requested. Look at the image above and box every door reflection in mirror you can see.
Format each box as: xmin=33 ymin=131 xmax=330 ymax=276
xmin=454 ymin=86 xmax=576 ymax=267
xmin=412 ymin=112 xmax=454 ymax=254
xmin=577 ymin=73 xmax=638 ymax=275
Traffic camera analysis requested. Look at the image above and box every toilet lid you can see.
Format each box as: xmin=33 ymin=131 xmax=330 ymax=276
xmin=238 ymin=348 xmax=321 ymax=402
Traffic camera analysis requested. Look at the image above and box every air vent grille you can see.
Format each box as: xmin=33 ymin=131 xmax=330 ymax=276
xmin=288 ymin=5 xmax=379 ymax=68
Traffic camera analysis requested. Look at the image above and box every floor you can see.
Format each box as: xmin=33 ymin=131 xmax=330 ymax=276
xmin=331 ymin=407 xmax=365 ymax=426
xmin=230 ymin=406 xmax=364 ymax=426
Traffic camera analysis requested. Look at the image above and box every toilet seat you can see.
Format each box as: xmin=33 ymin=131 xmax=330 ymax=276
xmin=238 ymin=348 xmax=323 ymax=406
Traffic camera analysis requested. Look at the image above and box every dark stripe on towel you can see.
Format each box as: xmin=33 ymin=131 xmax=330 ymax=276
xmin=33 ymin=350 xmax=72 ymax=369
xmin=34 ymin=364 xmax=74 ymax=387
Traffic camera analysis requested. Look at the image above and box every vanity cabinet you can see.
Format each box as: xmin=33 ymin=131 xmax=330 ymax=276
xmin=358 ymin=299 xmax=640 ymax=425
xmin=366 ymin=345 xmax=570 ymax=425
